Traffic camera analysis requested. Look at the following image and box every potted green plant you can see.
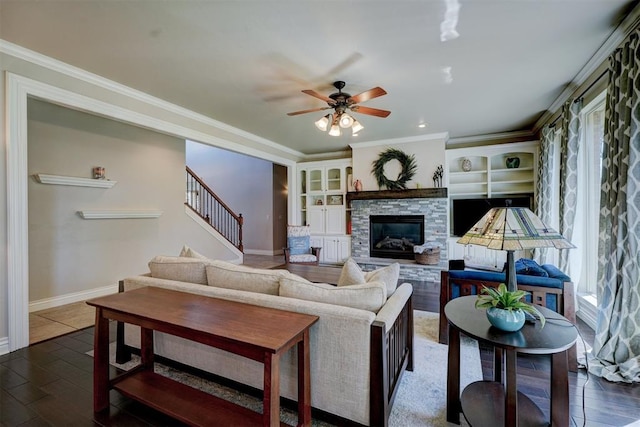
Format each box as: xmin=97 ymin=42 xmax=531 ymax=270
xmin=475 ymin=284 xmax=546 ymax=332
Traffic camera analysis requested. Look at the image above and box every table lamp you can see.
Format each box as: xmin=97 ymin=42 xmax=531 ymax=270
xmin=457 ymin=205 xmax=575 ymax=292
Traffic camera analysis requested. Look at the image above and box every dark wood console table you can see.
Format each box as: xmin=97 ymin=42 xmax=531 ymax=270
xmin=445 ymin=296 xmax=577 ymax=427
xmin=87 ymin=287 xmax=318 ymax=426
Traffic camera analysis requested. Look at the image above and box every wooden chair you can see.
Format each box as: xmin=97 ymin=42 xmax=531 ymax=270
xmin=283 ymin=225 xmax=321 ymax=266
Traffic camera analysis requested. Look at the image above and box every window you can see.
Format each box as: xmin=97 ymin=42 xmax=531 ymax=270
xmin=576 ymin=92 xmax=605 ymax=297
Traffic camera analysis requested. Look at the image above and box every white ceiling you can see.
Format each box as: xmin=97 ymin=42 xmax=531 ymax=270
xmin=0 ymin=0 xmax=636 ymax=156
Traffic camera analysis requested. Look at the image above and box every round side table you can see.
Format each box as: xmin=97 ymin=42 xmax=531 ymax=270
xmin=445 ymin=296 xmax=578 ymax=427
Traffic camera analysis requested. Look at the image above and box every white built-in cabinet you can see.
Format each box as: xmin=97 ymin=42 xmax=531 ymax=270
xmin=298 ymin=159 xmax=352 ymax=264
xmin=445 ymin=141 xmax=538 ymax=266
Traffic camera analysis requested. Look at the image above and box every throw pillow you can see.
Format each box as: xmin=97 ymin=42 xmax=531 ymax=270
xmin=206 ymin=260 xmax=289 ymax=295
xmin=179 ymin=245 xmax=208 ymax=259
xmin=148 ymin=255 xmax=213 ymax=285
xmin=337 ymin=257 xmax=366 ymax=286
xmin=338 ymin=258 xmax=400 ymax=296
xmin=364 ymin=263 xmax=400 ymax=295
xmin=287 ymin=235 xmax=310 ymax=256
xmin=515 ymin=258 xmax=549 ymax=277
xmin=279 ymin=276 xmax=387 ymax=313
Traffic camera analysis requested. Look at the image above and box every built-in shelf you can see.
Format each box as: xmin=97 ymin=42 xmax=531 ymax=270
xmin=78 ymin=210 xmax=163 ymax=219
xmin=34 ymin=174 xmax=117 ymax=189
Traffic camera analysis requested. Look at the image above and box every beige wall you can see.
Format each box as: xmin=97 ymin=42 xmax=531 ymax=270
xmin=186 ymin=141 xmax=283 ymax=253
xmin=27 ymin=100 xmax=237 ymax=301
xmin=350 ymin=135 xmax=447 ymax=192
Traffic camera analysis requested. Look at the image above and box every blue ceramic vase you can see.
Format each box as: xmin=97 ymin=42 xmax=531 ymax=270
xmin=486 ymin=307 xmax=525 ymax=332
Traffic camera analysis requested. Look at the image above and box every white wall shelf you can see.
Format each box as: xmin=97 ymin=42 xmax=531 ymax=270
xmin=35 ymin=174 xmax=117 ymax=189
xmin=78 ymin=210 xmax=163 ymax=219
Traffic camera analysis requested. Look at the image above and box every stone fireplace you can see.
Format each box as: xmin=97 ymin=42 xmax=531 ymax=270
xmin=347 ymin=188 xmax=448 ymax=282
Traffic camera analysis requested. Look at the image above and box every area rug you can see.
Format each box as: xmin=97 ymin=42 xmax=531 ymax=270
xmin=89 ymin=310 xmax=480 ymax=426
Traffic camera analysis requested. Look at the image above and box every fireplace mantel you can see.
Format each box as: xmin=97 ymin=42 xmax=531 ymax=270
xmin=346 ymin=188 xmax=447 ymax=202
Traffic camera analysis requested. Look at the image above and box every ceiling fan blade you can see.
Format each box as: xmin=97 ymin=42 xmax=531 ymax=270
xmin=351 ymin=105 xmax=391 ymax=118
xmin=348 ymin=87 xmax=387 ymax=104
xmin=301 ymin=89 xmax=333 ymax=103
xmin=287 ymin=106 xmax=332 ymax=116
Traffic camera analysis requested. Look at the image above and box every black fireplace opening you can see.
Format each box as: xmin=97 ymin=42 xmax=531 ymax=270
xmin=369 ymin=215 xmax=425 ymax=259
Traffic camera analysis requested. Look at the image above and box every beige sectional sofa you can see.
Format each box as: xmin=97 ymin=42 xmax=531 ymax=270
xmin=118 ymin=254 xmax=414 ymax=426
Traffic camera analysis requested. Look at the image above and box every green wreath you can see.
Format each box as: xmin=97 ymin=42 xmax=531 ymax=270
xmin=372 ymin=148 xmax=418 ymax=190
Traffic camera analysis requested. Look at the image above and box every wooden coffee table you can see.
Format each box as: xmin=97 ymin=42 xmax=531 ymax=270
xmin=87 ymin=286 xmax=319 ymax=427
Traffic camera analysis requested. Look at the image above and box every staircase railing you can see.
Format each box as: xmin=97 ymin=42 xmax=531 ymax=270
xmin=185 ymin=166 xmax=243 ymax=252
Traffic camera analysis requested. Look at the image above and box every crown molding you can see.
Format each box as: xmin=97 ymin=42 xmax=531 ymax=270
xmin=533 ymin=3 xmax=640 ymax=132
xmin=349 ymin=132 xmax=449 ymax=150
xmin=447 ymin=130 xmax=535 ymax=147
xmin=0 ymin=39 xmax=305 ymax=160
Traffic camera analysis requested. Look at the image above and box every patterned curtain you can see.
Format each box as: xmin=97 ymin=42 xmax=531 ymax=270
xmin=533 ymin=125 xmax=556 ymax=263
xmin=589 ymin=29 xmax=640 ymax=383
xmin=558 ymin=99 xmax=582 ymax=273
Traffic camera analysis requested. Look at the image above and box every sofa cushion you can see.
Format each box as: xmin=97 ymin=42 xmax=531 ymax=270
xmin=179 ymin=245 xmax=208 ymax=259
xmin=148 ymin=256 xmax=212 ymax=285
xmin=515 ymin=258 xmax=549 ymax=277
xmin=337 ymin=257 xmax=366 ymax=285
xmin=206 ymin=260 xmax=288 ymax=295
xmin=289 ymin=254 xmax=318 ymax=263
xmin=279 ymin=275 xmax=387 ymax=312
xmin=338 ymin=258 xmax=400 ymax=296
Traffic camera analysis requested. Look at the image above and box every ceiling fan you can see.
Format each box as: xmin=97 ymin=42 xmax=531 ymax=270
xmin=287 ymin=81 xmax=390 ymax=136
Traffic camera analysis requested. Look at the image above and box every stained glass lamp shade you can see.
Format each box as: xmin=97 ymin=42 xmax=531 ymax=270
xmin=457 ymin=207 xmax=575 ymax=292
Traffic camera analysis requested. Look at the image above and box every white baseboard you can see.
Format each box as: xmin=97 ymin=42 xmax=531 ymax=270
xmin=576 ymin=293 xmax=597 ymax=331
xmin=243 ymin=248 xmax=284 ymax=256
xmin=29 ymin=284 xmax=118 ymax=313
xmin=0 ymin=336 xmax=9 ymax=356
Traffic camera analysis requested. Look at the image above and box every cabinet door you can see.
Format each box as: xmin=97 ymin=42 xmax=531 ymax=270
xmin=336 ymin=237 xmax=351 ymax=263
xmin=308 ymin=168 xmax=324 ymax=192
xmin=325 ymin=207 xmax=345 ymax=234
xmin=325 ymin=167 xmax=343 ymax=192
xmin=307 ymin=207 xmax=325 ymax=234
xmin=323 ymin=238 xmax=338 ymax=263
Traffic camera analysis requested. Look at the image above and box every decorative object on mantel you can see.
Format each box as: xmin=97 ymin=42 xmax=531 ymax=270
xmin=354 ymin=179 xmax=363 ymax=192
xmin=461 ymin=157 xmax=472 ymax=172
xmin=372 ymin=148 xmax=417 ymax=190
xmin=413 ymin=242 xmax=441 ymax=265
xmin=432 ymin=165 xmax=444 ymax=187
xmin=505 ymin=156 xmax=521 ymax=169
xmin=93 ymin=166 xmax=105 ymax=179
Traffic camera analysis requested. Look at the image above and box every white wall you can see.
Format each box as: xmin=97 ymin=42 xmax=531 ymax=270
xmin=186 ymin=141 xmax=283 ymax=253
xmin=27 ymin=99 xmax=238 ymax=302
xmin=350 ymin=134 xmax=447 ymax=191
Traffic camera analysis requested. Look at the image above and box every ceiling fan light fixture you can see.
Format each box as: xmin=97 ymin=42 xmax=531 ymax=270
xmin=339 ymin=113 xmax=354 ymax=128
xmin=351 ymin=120 xmax=364 ymax=134
xmin=329 ymin=123 xmax=341 ymax=136
xmin=315 ymin=114 xmax=331 ymax=131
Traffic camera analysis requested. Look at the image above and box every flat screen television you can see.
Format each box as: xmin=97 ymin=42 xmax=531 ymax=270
xmin=452 ymin=196 xmax=532 ymax=237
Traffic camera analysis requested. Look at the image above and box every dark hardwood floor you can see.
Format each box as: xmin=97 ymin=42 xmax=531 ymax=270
xmin=2 ymin=272 xmax=639 ymax=426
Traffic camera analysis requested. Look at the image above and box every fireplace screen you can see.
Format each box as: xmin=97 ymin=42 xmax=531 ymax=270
xmin=369 ymin=215 xmax=425 ymax=259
